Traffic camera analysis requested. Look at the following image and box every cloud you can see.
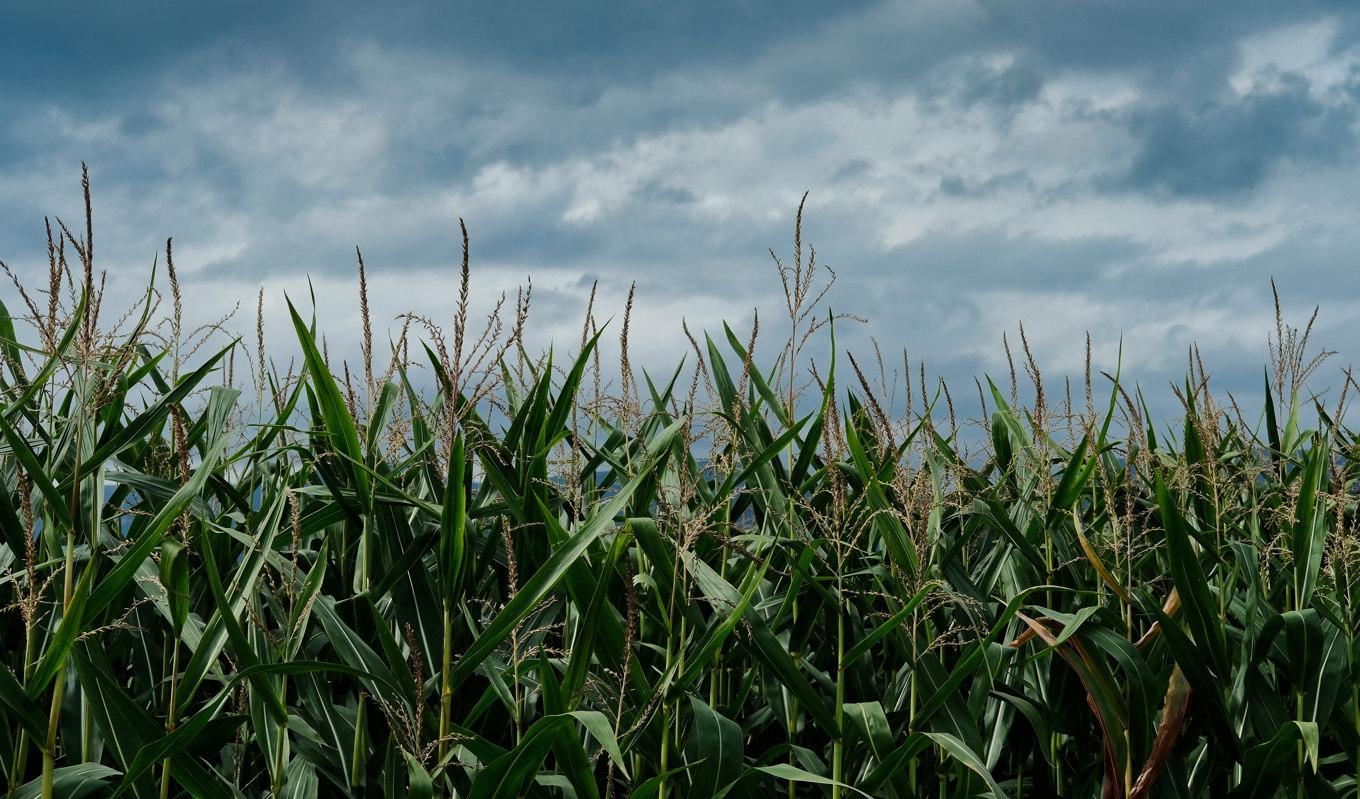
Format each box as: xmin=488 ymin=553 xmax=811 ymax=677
xmin=1115 ymin=73 xmax=1358 ymax=198
xmin=1 ymin=0 xmax=1359 ymax=423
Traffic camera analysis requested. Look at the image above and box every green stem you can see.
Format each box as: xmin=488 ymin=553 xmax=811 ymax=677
xmin=42 ymin=522 xmax=79 ymax=799
xmin=8 ymin=616 xmax=36 ymax=797
xmin=908 ymin=617 xmax=918 ymax=795
xmin=1350 ymin=617 xmax=1360 ymax=797
xmin=1352 ymin=665 xmax=1358 ymax=796
xmin=40 ymin=672 xmax=63 ymax=799
xmin=1297 ymin=689 xmax=1305 ymax=799
xmin=350 ymin=694 xmax=366 ymax=789
xmin=438 ymin=603 xmax=453 ymax=793
xmin=513 ymin=657 xmax=523 ymax=746
xmin=711 ymin=521 xmax=730 ymax=710
xmin=787 ymin=600 xmax=800 ymax=799
xmin=270 ymin=676 xmax=288 ymax=797
xmin=159 ymin=641 xmax=181 ymax=799
xmin=659 ymin=703 xmax=671 ymax=799
xmin=831 ymin=592 xmax=845 ymax=799
xmin=1294 ymin=583 xmax=1303 ymax=799
xmin=7 ymin=730 xmax=24 ymax=798
xmin=659 ymin=528 xmax=685 ymax=799
xmin=660 ymin=619 xmax=673 ymax=799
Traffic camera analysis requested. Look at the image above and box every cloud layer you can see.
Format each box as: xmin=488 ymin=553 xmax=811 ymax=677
xmin=3 ymin=1 xmax=1359 ymax=421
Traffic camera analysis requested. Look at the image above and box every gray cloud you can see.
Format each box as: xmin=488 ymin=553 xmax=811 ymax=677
xmin=938 ymin=170 xmax=1035 ymax=199
xmin=1 ymin=1 xmax=1359 ymax=425
xmin=1114 ymin=73 xmax=1358 ymax=198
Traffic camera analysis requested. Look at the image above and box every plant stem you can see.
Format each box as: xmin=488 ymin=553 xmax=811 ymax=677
xmin=350 ymin=694 xmax=366 ymax=789
xmin=159 ymin=640 xmax=181 ymax=799
xmin=659 ymin=618 xmax=673 ymax=799
xmin=831 ymin=589 xmax=845 ymax=799
xmin=908 ymin=609 xmax=918 ymax=796
xmin=8 ymin=613 xmax=36 ymax=797
xmin=40 ymin=677 xmax=63 ymax=799
xmin=43 ymin=517 xmax=79 ymax=799
xmin=438 ymin=602 xmax=453 ymax=791
xmin=271 ymin=676 xmax=288 ymax=797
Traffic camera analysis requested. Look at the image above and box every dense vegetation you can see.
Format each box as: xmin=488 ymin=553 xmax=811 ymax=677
xmin=1 ymin=179 xmax=1359 ymax=798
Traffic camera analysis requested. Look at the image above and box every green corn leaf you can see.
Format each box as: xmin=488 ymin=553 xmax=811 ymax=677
xmin=87 ymin=387 xmax=238 ymax=619
xmin=1 ymin=291 xmax=84 ymax=425
xmin=159 ymin=538 xmax=190 ymax=635
xmin=12 ymin=764 xmax=121 ymax=799
xmin=1291 ymin=435 xmax=1329 ymax=608
xmin=465 ymin=716 xmax=571 ymax=799
xmin=685 ymin=694 xmax=744 ymax=797
xmin=25 ymin=563 xmax=94 ymax=699
xmin=1154 ymin=473 xmax=1227 ymax=677
xmin=1231 ymin=721 xmax=1319 ymax=798
xmin=0 ymin=664 xmax=48 ymax=745
xmin=439 ymin=431 xmax=468 ymax=603
xmin=287 ymin=297 xmax=369 ymax=509
xmin=923 ymin=732 xmax=1008 ymax=799
xmin=448 ymin=417 xmax=684 ymax=690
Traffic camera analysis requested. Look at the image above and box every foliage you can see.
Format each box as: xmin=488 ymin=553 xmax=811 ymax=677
xmin=1 ymin=179 xmax=1358 ymax=798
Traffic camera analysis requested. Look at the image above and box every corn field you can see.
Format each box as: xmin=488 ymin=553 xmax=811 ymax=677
xmin=1 ymin=180 xmax=1359 ymax=798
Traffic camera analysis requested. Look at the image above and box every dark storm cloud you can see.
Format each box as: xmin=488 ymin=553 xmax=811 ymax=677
xmin=977 ymin=1 xmax=1347 ymax=73
xmin=1 ymin=0 xmax=1359 ymax=417
xmin=0 ymin=1 xmax=874 ymax=105
xmin=1114 ymin=74 xmax=1359 ymax=198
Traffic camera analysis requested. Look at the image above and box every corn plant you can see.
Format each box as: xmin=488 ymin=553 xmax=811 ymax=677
xmin=0 ymin=175 xmax=1358 ymax=797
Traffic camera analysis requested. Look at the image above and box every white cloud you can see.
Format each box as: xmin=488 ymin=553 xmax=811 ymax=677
xmin=1230 ymin=18 xmax=1345 ymax=96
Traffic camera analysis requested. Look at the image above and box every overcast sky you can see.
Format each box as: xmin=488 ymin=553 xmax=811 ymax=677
xmin=3 ymin=1 xmax=1359 ymax=422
